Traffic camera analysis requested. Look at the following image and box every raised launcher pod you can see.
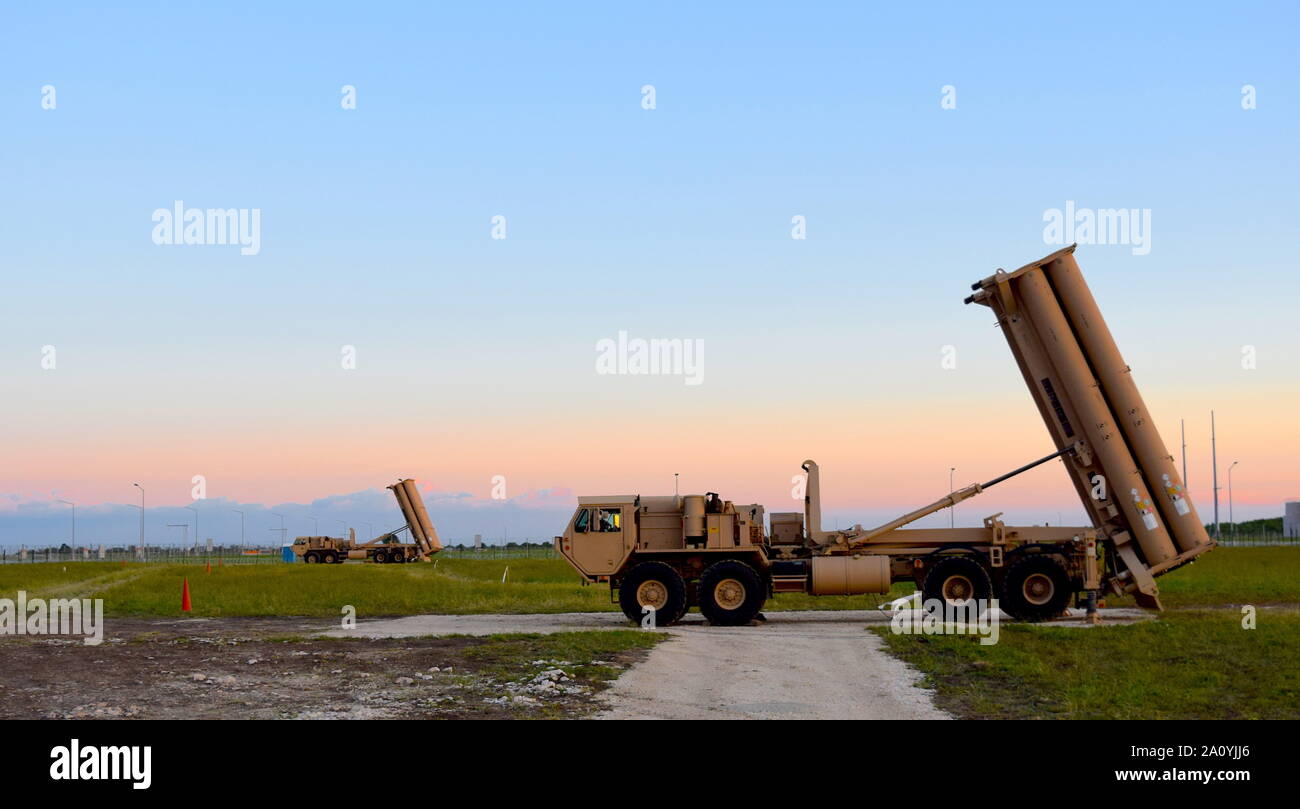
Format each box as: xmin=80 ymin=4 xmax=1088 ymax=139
xmin=388 ymin=478 xmax=443 ymax=557
xmin=966 ymin=246 xmax=1215 ymax=608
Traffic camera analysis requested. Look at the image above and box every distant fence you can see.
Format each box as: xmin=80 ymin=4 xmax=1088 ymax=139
xmin=0 ymin=546 xmax=285 ymax=565
xmin=0 ymin=543 xmax=560 ymax=564
xmin=438 ymin=545 xmax=558 ymax=559
xmin=1212 ymin=534 xmax=1300 ymax=548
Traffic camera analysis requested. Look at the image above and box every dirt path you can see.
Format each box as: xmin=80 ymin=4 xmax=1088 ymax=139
xmin=334 ymin=610 xmax=952 ymax=719
xmin=593 ymin=612 xmax=952 ymax=720
xmin=331 ymin=607 xmax=1152 ymax=720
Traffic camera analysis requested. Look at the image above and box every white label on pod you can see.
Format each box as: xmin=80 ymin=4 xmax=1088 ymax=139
xmin=1163 ymin=473 xmax=1192 ymax=516
xmin=1131 ymin=488 xmax=1160 ymax=531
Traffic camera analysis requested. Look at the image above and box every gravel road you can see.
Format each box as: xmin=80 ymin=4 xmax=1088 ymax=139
xmin=328 ymin=607 xmax=1149 ymax=720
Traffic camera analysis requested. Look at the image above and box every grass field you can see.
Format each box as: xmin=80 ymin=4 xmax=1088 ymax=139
xmin=876 ymin=547 xmax=1300 ymax=720
xmin=0 ymin=546 xmax=1293 ymax=619
xmin=0 ymin=556 xmax=897 ymax=617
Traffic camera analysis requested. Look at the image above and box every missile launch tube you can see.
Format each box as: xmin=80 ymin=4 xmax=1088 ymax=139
xmin=390 ymin=481 xmax=429 ymax=549
xmin=400 ymin=478 xmax=443 ymax=553
xmin=1017 ymin=267 xmax=1178 ymax=566
xmin=1042 ymin=254 xmax=1212 ymax=554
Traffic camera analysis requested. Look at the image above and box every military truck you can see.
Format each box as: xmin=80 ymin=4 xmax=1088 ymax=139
xmin=291 ymin=478 xmax=443 ymax=564
xmin=555 ymin=247 xmax=1215 ymax=625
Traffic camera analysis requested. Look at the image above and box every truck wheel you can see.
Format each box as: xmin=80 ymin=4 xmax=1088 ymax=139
xmin=921 ymin=555 xmax=991 ymax=614
xmin=373 ymin=550 xmax=389 ymax=564
xmin=390 ymin=553 xmax=404 ymax=564
xmin=618 ymin=562 xmax=687 ymax=627
xmin=999 ymin=555 xmax=1072 ymax=622
xmin=324 ymin=552 xmax=338 ymax=564
xmin=698 ymin=560 xmax=765 ymax=626
xmin=304 ymin=551 xmax=320 ymax=564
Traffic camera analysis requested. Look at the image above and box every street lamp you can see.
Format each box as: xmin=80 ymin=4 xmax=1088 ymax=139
xmin=231 ymin=509 xmax=245 ymax=549
xmin=132 ymin=483 xmax=144 ymax=546
xmin=949 ymin=467 xmax=956 ymax=528
xmin=270 ymin=512 xmax=286 ymax=548
xmin=1228 ymin=461 xmax=1239 ymax=537
xmin=185 ymin=505 xmax=199 ymax=550
xmin=56 ymin=499 xmax=75 ymax=546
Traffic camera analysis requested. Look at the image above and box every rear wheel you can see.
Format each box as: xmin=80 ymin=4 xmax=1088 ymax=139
xmin=324 ymin=551 xmax=338 ymax=564
xmin=304 ymin=551 xmax=320 ymax=564
xmin=390 ymin=553 xmax=405 ymax=564
xmin=618 ymin=562 xmax=687 ymax=627
xmin=999 ymin=555 xmax=1072 ymax=622
xmin=698 ymin=560 xmax=765 ymax=626
xmin=921 ymin=555 xmax=992 ymax=615
xmin=373 ymin=550 xmax=389 ymax=564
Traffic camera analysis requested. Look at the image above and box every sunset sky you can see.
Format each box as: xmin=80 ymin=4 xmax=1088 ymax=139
xmin=3 ymin=2 xmax=1297 ymax=546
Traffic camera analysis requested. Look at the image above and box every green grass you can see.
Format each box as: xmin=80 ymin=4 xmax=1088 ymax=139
xmin=1119 ymin=546 xmax=1300 ymax=607
xmin=874 ymin=546 xmax=1300 ymax=720
xmin=1 ymin=545 xmax=1293 ymax=618
xmin=877 ymin=610 xmax=1300 ymax=719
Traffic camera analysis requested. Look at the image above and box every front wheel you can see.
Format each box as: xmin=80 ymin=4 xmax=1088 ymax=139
xmin=304 ymin=551 xmax=320 ymax=564
xmin=618 ymin=562 xmax=687 ymax=627
xmin=698 ymin=560 xmax=766 ymax=626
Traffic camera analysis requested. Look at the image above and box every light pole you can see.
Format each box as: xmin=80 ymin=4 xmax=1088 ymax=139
xmin=362 ymin=522 xmax=373 ymax=540
xmin=1228 ymin=461 xmax=1239 ymax=536
xmin=335 ymin=519 xmax=347 ymax=538
xmin=1211 ymin=411 xmax=1220 ymax=539
xmin=132 ymin=483 xmax=145 ymax=547
xmin=185 ymin=505 xmax=199 ymax=550
xmin=949 ymin=467 xmax=956 ymax=528
xmin=232 ymin=509 xmax=245 ymax=549
xmin=270 ymin=511 xmax=286 ymax=548
xmin=56 ymin=499 xmax=75 ymax=545
xmin=307 ymin=515 xmax=318 ymax=535
xmin=1180 ymin=419 xmax=1188 ymax=490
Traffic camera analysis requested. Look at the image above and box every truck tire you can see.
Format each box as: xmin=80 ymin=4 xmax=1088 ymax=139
xmin=304 ymin=551 xmax=321 ymax=564
xmin=373 ymin=550 xmax=389 ymax=564
xmin=999 ymin=555 xmax=1072 ymax=622
xmin=618 ymin=562 xmax=687 ymax=627
xmin=698 ymin=560 xmax=765 ymax=626
xmin=324 ymin=551 xmax=338 ymax=564
xmin=921 ymin=555 xmax=991 ymax=615
xmin=390 ymin=553 xmax=405 ymax=564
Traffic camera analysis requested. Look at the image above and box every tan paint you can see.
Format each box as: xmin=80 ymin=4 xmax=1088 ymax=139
xmin=1015 ymin=266 xmax=1178 ymax=566
xmin=1043 ymin=253 xmax=1212 ymax=554
xmin=809 ymin=555 xmax=891 ymax=595
xmin=400 ymin=478 xmax=443 ymax=553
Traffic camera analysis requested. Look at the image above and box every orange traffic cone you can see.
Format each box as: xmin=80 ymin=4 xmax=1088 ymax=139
xmin=181 ymin=578 xmax=192 ymax=612
xmin=205 ymin=561 xmax=212 ymax=574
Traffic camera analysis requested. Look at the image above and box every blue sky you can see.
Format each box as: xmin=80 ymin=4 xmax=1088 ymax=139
xmin=2 ymin=2 xmax=1297 ymax=545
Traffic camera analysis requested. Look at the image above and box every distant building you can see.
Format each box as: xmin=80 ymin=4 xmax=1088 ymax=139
xmin=1285 ymin=502 xmax=1300 ymax=539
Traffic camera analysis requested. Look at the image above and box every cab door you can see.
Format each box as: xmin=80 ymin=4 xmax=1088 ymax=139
xmin=569 ymin=504 xmax=632 ymax=576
